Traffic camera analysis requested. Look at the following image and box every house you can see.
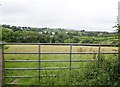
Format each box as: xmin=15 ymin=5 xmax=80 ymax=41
xmin=38 ymin=32 xmax=43 ymax=34
xmin=66 ymin=32 xmax=68 ymax=34
xmin=52 ymin=32 xmax=55 ymax=35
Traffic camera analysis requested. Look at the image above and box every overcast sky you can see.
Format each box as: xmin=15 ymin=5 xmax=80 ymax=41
xmin=0 ymin=0 xmax=120 ymax=32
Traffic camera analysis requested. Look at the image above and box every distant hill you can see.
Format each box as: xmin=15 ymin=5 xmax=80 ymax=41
xmin=1 ymin=24 xmax=118 ymax=44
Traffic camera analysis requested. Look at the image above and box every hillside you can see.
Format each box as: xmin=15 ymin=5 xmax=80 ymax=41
xmin=1 ymin=24 xmax=118 ymax=44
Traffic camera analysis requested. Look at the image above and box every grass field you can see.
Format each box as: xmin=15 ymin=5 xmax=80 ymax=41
xmin=4 ymin=45 xmax=118 ymax=85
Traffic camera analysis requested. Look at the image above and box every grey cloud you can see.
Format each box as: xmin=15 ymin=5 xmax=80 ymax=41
xmin=1 ymin=0 xmax=119 ymax=32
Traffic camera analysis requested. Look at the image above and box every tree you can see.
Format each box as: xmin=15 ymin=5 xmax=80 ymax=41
xmin=2 ymin=28 xmax=14 ymax=42
xmin=72 ymin=36 xmax=80 ymax=43
xmin=51 ymin=36 xmax=56 ymax=43
xmin=64 ymin=39 xmax=73 ymax=43
xmin=56 ymin=33 xmax=68 ymax=43
xmin=113 ymin=16 xmax=120 ymax=79
xmin=81 ymin=37 xmax=93 ymax=43
xmin=117 ymin=25 xmax=120 ymax=78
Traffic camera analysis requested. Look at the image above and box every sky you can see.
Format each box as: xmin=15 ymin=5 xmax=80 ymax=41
xmin=0 ymin=0 xmax=120 ymax=32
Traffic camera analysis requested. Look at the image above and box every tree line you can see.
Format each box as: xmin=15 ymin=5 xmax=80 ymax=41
xmin=2 ymin=25 xmax=80 ymax=43
xmin=1 ymin=24 xmax=117 ymax=44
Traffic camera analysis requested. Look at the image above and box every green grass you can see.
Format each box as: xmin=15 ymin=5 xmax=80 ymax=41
xmin=4 ymin=45 xmax=119 ymax=85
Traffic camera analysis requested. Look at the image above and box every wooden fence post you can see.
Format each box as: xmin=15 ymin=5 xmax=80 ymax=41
xmin=0 ymin=45 xmax=5 ymax=86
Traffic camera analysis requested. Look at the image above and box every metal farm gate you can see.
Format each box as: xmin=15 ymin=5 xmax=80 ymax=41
xmin=0 ymin=43 xmax=118 ymax=85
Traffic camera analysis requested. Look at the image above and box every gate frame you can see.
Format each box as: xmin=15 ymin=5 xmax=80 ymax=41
xmin=1 ymin=43 xmax=119 ymax=85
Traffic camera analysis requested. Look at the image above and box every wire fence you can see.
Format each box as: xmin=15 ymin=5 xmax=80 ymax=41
xmin=1 ymin=43 xmax=119 ymax=85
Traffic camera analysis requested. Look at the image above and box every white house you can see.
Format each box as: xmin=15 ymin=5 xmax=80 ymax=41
xmin=38 ymin=32 xmax=43 ymax=34
xmin=52 ymin=32 xmax=55 ymax=35
xmin=66 ymin=32 xmax=68 ymax=34
xmin=44 ymin=31 xmax=47 ymax=33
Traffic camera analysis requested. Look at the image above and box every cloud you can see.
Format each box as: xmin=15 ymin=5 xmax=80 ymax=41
xmin=0 ymin=0 xmax=119 ymax=32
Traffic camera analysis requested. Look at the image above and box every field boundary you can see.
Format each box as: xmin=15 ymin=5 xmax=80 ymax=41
xmin=1 ymin=43 xmax=119 ymax=85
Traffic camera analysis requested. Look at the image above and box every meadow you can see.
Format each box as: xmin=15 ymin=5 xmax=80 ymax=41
xmin=4 ymin=45 xmax=118 ymax=85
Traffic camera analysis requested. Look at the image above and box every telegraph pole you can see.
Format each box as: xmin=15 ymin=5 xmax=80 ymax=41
xmin=118 ymin=1 xmax=120 ymax=26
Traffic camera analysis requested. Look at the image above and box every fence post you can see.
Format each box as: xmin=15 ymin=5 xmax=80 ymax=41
xmin=38 ymin=44 xmax=41 ymax=83
xmin=98 ymin=46 xmax=101 ymax=67
xmin=0 ymin=45 xmax=5 ymax=86
xmin=70 ymin=44 xmax=72 ymax=70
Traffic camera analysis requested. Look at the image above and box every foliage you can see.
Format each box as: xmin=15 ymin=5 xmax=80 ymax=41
xmin=1 ymin=24 xmax=118 ymax=44
xmin=4 ymin=45 xmax=119 ymax=85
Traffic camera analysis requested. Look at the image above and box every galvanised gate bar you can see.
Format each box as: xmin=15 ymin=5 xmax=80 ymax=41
xmin=1 ymin=43 xmax=119 ymax=85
